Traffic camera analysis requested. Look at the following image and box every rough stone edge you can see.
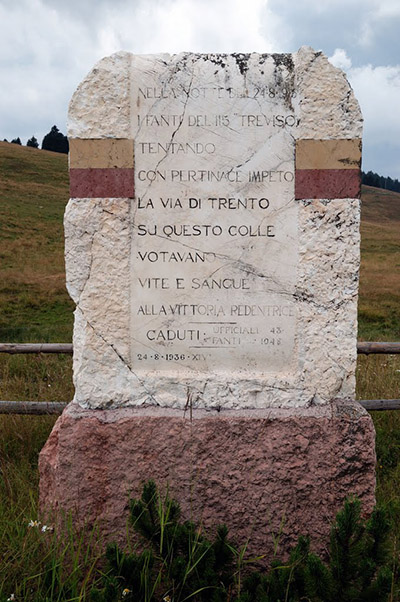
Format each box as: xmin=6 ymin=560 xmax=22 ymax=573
xmin=67 ymin=48 xmax=362 ymax=142
xmin=59 ymin=397 xmax=371 ymax=421
xmin=68 ymin=51 xmax=132 ymax=139
xmin=293 ymin=46 xmax=363 ymax=140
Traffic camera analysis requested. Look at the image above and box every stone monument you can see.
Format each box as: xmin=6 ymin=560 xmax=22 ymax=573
xmin=39 ymin=48 xmax=375 ymax=557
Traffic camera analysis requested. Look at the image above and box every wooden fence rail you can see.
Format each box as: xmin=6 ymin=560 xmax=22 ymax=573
xmin=0 ymin=343 xmax=73 ymax=354
xmin=357 ymin=342 xmax=400 ymax=354
xmin=359 ymin=400 xmax=400 ymax=411
xmin=1 ymin=342 xmax=400 ymax=355
xmin=0 ymin=341 xmax=399 ymax=414
xmin=0 ymin=401 xmax=67 ymax=414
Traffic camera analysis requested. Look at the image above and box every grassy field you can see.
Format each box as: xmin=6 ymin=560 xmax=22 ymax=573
xmin=0 ymin=141 xmax=399 ymax=599
xmin=359 ymin=185 xmax=400 ymax=341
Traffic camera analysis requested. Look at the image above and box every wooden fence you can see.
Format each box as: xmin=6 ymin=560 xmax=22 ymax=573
xmin=1 ymin=341 xmax=399 ymax=356
xmin=0 ymin=342 xmax=399 ymax=414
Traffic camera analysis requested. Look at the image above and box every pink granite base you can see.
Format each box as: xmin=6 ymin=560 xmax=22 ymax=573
xmin=39 ymin=401 xmax=375 ymax=560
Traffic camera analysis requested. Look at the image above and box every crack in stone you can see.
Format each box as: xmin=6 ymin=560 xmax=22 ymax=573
xmin=100 ymin=207 xmax=127 ymax=220
xmin=129 ymin=222 xmax=294 ymax=295
xmin=70 ymin=203 xmax=131 ymax=303
xmin=78 ymin=237 xmax=94 ymax=302
xmin=65 ymin=228 xmax=96 ymax=302
xmin=204 ymin=259 xmax=293 ymax=296
xmin=230 ymin=145 xmax=260 ymax=171
xmin=133 ymin=57 xmax=183 ymax=136
xmin=294 ymin=288 xmax=355 ymax=311
xmin=77 ymin=307 xmax=160 ymax=406
xmin=139 ymin=68 xmax=195 ymax=203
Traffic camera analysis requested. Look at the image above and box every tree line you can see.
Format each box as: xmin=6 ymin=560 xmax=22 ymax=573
xmin=3 ymin=125 xmax=69 ymax=154
xmin=362 ymin=170 xmax=400 ymax=193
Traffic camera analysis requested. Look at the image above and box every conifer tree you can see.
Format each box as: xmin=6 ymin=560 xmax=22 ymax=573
xmin=41 ymin=125 xmax=69 ymax=154
xmin=27 ymin=136 xmax=39 ymax=148
xmin=90 ymin=485 xmax=394 ymax=602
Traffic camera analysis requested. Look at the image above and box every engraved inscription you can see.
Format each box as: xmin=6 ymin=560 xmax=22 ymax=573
xmin=130 ymin=55 xmax=299 ymax=375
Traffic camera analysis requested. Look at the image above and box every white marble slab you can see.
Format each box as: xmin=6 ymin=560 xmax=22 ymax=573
xmin=66 ymin=48 xmax=362 ymax=409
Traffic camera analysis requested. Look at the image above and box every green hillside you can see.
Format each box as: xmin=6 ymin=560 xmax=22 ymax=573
xmin=0 ymin=141 xmax=72 ymax=343
xmin=360 ymin=185 xmax=400 ymax=340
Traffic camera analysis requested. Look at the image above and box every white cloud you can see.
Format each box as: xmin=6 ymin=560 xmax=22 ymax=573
xmin=284 ymin=0 xmax=400 ymax=14
xmin=0 ymin=0 xmax=102 ymax=142
xmin=0 ymin=0 xmax=288 ymax=143
xmin=329 ymin=48 xmax=352 ymax=71
xmin=0 ymin=0 xmax=400 ymax=177
xmin=375 ymin=0 xmax=400 ymax=17
xmin=98 ymin=0 xmax=281 ymax=55
xmin=348 ymin=63 xmax=400 ymax=146
xmin=355 ymin=0 xmax=400 ymax=47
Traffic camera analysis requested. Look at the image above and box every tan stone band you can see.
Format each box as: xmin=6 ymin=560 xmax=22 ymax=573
xmin=296 ymin=139 xmax=361 ymax=170
xmin=69 ymin=138 xmax=134 ymax=169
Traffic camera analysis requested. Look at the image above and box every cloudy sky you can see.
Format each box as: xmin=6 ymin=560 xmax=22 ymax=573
xmin=1 ymin=0 xmax=399 ymax=177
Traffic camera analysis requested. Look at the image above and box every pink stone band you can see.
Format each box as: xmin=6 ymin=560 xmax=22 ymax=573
xmin=295 ymin=168 xmax=361 ymax=199
xmin=70 ymin=168 xmax=135 ymax=198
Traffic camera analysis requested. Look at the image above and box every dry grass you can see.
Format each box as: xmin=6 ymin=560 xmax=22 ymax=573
xmin=0 ymin=141 xmax=74 ymax=344
xmin=0 ymin=354 xmax=74 ymax=402
xmin=359 ymin=185 xmax=400 ymax=340
xmin=356 ymin=354 xmax=400 ymax=401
